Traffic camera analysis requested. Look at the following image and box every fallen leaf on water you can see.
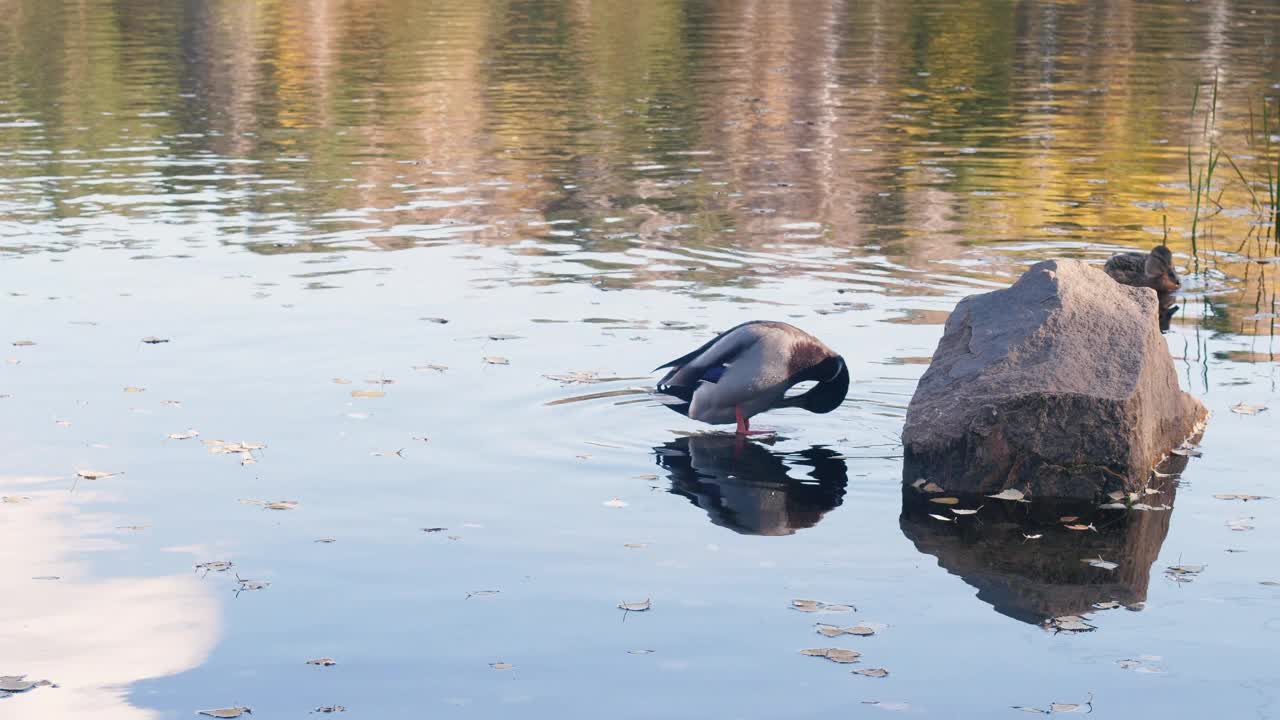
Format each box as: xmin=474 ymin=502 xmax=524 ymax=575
xmin=1106 ymin=490 xmax=1126 ymax=502
xmin=76 ymin=470 xmax=119 ymax=480
xmin=198 ymin=708 xmax=251 ymax=719
xmin=167 ymin=430 xmax=199 ymax=440
xmin=160 ymin=399 xmax=182 ymax=406
xmin=332 ymin=378 xmax=352 ymax=385
xmin=488 ymin=334 xmax=522 ymax=341
xmin=1059 ymin=516 xmax=1079 ymax=523
xmin=1023 ymin=533 xmax=1043 ymax=540
xmin=1227 ymin=517 xmax=1254 ymax=531
xmin=365 ymin=378 xmax=395 ymax=385
xmin=987 ymin=488 xmax=1028 ymax=502
xmin=1261 ymin=581 xmax=1280 ymax=587
xmin=1230 ymin=402 xmax=1267 ymax=415
xmin=421 ymin=317 xmax=449 ymax=324
xmin=922 ymin=481 xmax=944 ymax=493
xmin=371 ymin=449 xmax=405 ymax=458
xmin=1098 ymin=503 xmax=1127 ymax=510
xmin=306 ymin=658 xmax=336 ymax=666
xmin=467 ymin=590 xmax=500 ymax=599
xmin=861 ymin=701 xmax=909 ymax=711
xmin=1170 ymin=447 xmax=1202 ymax=457
xmin=1084 ymin=557 xmax=1119 ymax=571
xmin=412 ymin=364 xmax=449 ymax=373
xmin=929 ymin=497 xmax=960 ymax=505
xmin=1214 ymin=493 xmax=1269 ymax=502
xmin=195 ymin=561 xmax=234 ymax=573
xmin=1011 ymin=707 xmax=1048 ymax=714
xmin=490 ymin=662 xmax=513 ymax=670
xmin=235 ymin=576 xmax=270 ymax=592
xmin=1047 ymin=615 xmax=1095 ymax=632
xmin=1050 ymin=703 xmax=1088 ymax=713
xmin=124 ymin=386 xmax=145 ymax=393
xmin=627 ymin=649 xmax=655 ymax=655
xmin=800 ymin=647 xmax=861 ymax=663
xmin=951 ymin=506 xmax=983 ymax=516
xmin=483 ymin=356 xmax=510 ymax=365
xmin=852 ymin=668 xmax=889 ymax=678
xmin=791 ymin=599 xmax=855 ymax=613
xmin=603 ymin=498 xmax=628 ymax=508
xmin=421 ymin=527 xmax=447 ymax=533
xmin=927 ymin=513 xmax=954 ymax=522
xmin=618 ymin=599 xmax=652 ymax=612
xmin=0 ymin=676 xmax=54 ymax=692
xmin=313 ymin=706 xmax=345 ymax=713
xmin=1092 ymin=601 xmax=1122 ymax=610
xmin=31 ymin=575 xmax=60 ymax=581
xmin=816 ymin=623 xmax=875 ymax=637
xmin=141 ymin=336 xmax=169 ymax=344
xmin=1063 ymin=523 xmax=1096 ymax=532
xmin=315 ymin=537 xmax=337 ymax=543
xmin=623 ymin=543 xmax=647 ymax=549
xmin=351 ymin=389 xmax=385 ymax=398
xmin=55 ymin=419 xmax=71 ymax=428
xmin=2 ymin=495 xmax=31 ymax=503
xmin=265 ymin=501 xmax=297 ymax=510
xmin=11 ymin=340 xmax=35 ymax=347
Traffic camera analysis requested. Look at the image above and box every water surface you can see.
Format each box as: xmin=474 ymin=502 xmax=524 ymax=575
xmin=3 ymin=1 xmax=1279 ymax=718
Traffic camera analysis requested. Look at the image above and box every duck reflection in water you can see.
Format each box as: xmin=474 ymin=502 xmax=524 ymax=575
xmin=654 ymin=434 xmax=848 ymax=536
xmin=899 ymin=455 xmax=1188 ymax=625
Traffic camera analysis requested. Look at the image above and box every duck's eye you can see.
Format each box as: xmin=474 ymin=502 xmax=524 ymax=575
xmin=785 ymin=380 xmax=818 ymax=398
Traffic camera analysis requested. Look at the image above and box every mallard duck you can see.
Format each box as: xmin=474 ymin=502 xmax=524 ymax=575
xmin=654 ymin=321 xmax=849 ymax=433
xmin=1104 ymin=244 xmax=1180 ymax=326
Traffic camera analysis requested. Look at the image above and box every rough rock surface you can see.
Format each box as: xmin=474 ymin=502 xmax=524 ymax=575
xmin=902 ymin=259 xmax=1206 ymax=500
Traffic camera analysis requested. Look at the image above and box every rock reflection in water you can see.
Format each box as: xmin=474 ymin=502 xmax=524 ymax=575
xmin=899 ymin=463 xmax=1185 ymax=624
xmin=654 ymin=435 xmax=848 ymax=536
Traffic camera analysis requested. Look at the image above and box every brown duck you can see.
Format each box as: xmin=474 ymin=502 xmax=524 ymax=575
xmin=1104 ymin=244 xmax=1180 ymax=329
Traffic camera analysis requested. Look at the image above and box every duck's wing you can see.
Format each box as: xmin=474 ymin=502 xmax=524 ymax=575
xmin=654 ymin=321 xmax=765 ymax=388
xmin=1104 ymin=252 xmax=1146 ymax=285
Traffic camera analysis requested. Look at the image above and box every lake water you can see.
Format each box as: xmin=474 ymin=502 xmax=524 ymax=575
xmin=2 ymin=1 xmax=1279 ymax=718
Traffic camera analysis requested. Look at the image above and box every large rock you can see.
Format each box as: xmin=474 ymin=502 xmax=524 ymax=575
xmin=902 ymin=259 xmax=1206 ymax=500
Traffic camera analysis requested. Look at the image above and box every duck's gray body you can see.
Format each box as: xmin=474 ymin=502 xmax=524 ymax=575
xmin=654 ymin=321 xmax=849 ymax=426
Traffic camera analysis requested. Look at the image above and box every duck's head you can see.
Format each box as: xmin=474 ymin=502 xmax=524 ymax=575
xmin=785 ymin=355 xmax=850 ymax=414
xmin=1145 ymin=245 xmax=1180 ymax=293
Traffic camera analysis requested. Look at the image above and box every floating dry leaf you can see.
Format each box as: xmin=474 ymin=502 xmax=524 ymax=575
xmin=313 ymin=706 xmax=345 ymax=714
xmin=315 ymin=537 xmax=337 ymax=543
xmin=1098 ymin=503 xmax=1127 ymax=510
xmin=0 ymin=676 xmax=53 ymax=692
xmin=490 ymin=662 xmax=513 ymax=670
xmin=2 ymin=495 xmax=31 ymax=503
xmin=1063 ymin=523 xmax=1096 ymax=532
xmin=627 ymin=649 xmax=655 ymax=655
xmin=1230 ymin=402 xmax=1267 ymax=415
xmin=623 ymin=543 xmax=648 ymax=549
xmin=816 ymin=623 xmax=875 ymax=637
xmin=198 ymin=708 xmax=251 ymax=719
xmin=1084 ymin=557 xmax=1118 ymax=571
xmin=921 ymin=482 xmax=944 ymax=493
xmin=861 ymin=701 xmax=909 ymax=711
xmin=603 ymin=498 xmax=628 ymax=508
xmin=987 ymin=488 xmax=1028 ymax=502
xmin=467 ymin=590 xmax=500 ymax=599
xmin=483 ymin=356 xmax=510 ymax=365
xmin=951 ymin=507 xmax=982 ymax=516
xmin=1261 ymin=580 xmax=1280 ymax=587
xmin=161 ymin=399 xmax=182 ymax=406
xmin=1092 ymin=601 xmax=1122 ymax=610
xmin=1214 ymin=493 xmax=1269 ymax=502
xmin=167 ymin=430 xmax=199 ymax=440
xmin=371 ymin=449 xmax=405 ymax=458
xmin=421 ymin=317 xmax=449 ymax=324
xmin=235 ymin=576 xmax=270 ymax=592
xmin=1059 ymin=516 xmax=1079 ymax=523
xmin=332 ymin=378 xmax=352 ymax=384
xmin=306 ymin=657 xmax=337 ymax=667
xmin=927 ymin=513 xmax=954 ymax=522
xmin=1047 ymin=615 xmax=1095 ymax=632
xmin=351 ymin=389 xmax=385 ymax=398
xmin=1023 ymin=533 xmax=1043 ymax=540
xmin=412 ymin=364 xmax=449 ymax=373
xmin=800 ymin=647 xmax=862 ymax=663
xmin=76 ymin=470 xmax=119 ymax=480
xmin=195 ymin=561 xmax=234 ymax=573
xmin=1165 ymin=563 xmax=1205 ymax=583
xmin=54 ymin=419 xmax=71 ymax=428
xmin=929 ymin=497 xmax=960 ymax=505
xmin=265 ymin=501 xmax=297 ymax=510
xmin=791 ymin=599 xmax=855 ymax=613
xmin=853 ymin=668 xmax=889 ymax=678
xmin=618 ymin=599 xmax=652 ymax=612
xmin=124 ymin=386 xmax=145 ymax=393
xmin=141 ymin=336 xmax=169 ymax=344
